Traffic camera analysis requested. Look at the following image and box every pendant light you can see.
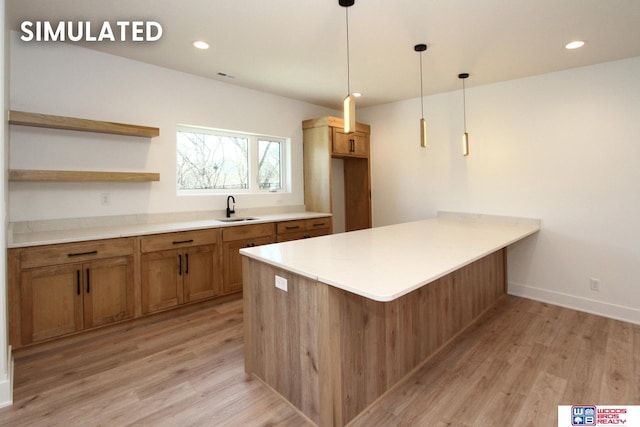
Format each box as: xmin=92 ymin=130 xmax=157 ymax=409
xmin=340 ymin=0 xmax=356 ymax=133
xmin=459 ymin=73 xmax=470 ymax=156
xmin=414 ymin=44 xmax=428 ymax=148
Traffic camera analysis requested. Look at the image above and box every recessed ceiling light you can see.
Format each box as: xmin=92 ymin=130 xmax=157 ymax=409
xmin=193 ymin=40 xmax=210 ymax=50
xmin=353 ymin=92 xmax=362 ymax=98
xmin=565 ymin=40 xmax=585 ymax=50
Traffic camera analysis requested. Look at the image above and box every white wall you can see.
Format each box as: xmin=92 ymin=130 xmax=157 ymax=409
xmin=360 ymin=56 xmax=640 ymax=324
xmin=8 ymin=32 xmax=336 ymax=221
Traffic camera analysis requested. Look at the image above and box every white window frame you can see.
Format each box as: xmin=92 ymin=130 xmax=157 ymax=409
xmin=176 ymin=124 xmax=290 ymax=195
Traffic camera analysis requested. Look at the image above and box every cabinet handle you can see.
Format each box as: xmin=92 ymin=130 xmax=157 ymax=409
xmin=285 ymin=226 xmax=300 ymax=230
xmin=312 ymin=222 xmax=326 ymax=227
xmin=76 ymin=270 xmax=81 ymax=295
xmin=86 ymin=269 xmax=90 ymax=294
xmin=172 ymin=239 xmax=194 ymax=245
xmin=68 ymin=250 xmax=98 ymax=257
xmin=178 ymin=254 xmax=182 ymax=275
xmin=185 ymin=253 xmax=189 ymax=274
xmin=349 ymin=139 xmax=355 ymax=153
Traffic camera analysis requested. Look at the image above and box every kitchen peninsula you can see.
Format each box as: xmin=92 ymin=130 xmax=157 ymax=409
xmin=241 ymin=212 xmax=540 ymax=426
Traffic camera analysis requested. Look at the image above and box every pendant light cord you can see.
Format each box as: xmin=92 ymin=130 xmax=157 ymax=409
xmin=345 ymin=7 xmax=351 ymax=95
xmin=419 ymin=52 xmax=424 ymax=119
xmin=462 ymin=78 xmax=467 ymax=133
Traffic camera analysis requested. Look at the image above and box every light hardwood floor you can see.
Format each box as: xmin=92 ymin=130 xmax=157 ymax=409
xmin=0 ymin=295 xmax=638 ymax=426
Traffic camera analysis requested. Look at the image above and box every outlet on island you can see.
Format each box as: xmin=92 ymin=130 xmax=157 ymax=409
xmin=275 ymin=275 xmax=288 ymax=292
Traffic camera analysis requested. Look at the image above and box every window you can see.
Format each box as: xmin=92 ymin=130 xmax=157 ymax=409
xmin=177 ymin=126 xmax=286 ymax=193
xmin=258 ymin=139 xmax=282 ymax=190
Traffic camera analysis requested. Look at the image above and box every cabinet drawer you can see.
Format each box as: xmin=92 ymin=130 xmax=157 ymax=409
xmin=276 ymin=218 xmax=332 ymax=241
xmin=20 ymin=238 xmax=135 ymax=269
xmin=222 ymin=223 xmax=275 ymax=242
xmin=277 ymin=218 xmax=331 ymax=235
xmin=276 ymin=220 xmax=307 ymax=234
xmin=332 ymin=129 xmax=369 ymax=157
xmin=140 ymin=229 xmax=219 ymax=253
xmin=306 ymin=218 xmax=331 ymax=231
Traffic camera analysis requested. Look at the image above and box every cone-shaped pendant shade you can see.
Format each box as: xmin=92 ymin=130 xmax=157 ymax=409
xmin=420 ymin=118 xmax=427 ymax=148
xmin=344 ymin=94 xmax=356 ymax=134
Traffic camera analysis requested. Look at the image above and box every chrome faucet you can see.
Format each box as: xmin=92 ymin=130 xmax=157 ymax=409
xmin=226 ymin=195 xmax=236 ymax=218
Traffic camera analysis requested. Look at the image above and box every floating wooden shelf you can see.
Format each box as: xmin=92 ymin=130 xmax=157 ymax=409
xmin=9 ymin=169 xmax=160 ymax=182
xmin=8 ymin=110 xmax=160 ymax=138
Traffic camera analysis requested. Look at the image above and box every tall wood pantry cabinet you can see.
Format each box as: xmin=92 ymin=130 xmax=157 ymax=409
xmin=302 ymin=116 xmax=372 ymax=231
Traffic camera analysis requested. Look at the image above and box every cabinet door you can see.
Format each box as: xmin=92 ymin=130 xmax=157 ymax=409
xmin=20 ymin=263 xmax=83 ymax=344
xmin=183 ymin=244 xmax=219 ymax=303
xmin=222 ymin=236 xmax=275 ymax=294
xmin=83 ymin=256 xmax=134 ymax=329
xmin=140 ymin=249 xmax=183 ymax=314
xmin=344 ymin=157 xmax=372 ymax=231
xmin=332 ymin=130 xmax=369 ymax=158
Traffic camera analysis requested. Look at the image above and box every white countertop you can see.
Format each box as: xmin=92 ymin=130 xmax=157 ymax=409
xmin=240 ymin=211 xmax=541 ymax=302
xmin=8 ymin=211 xmax=331 ymax=248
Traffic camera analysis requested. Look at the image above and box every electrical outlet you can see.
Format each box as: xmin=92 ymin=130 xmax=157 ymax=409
xmin=275 ymin=275 xmax=288 ymax=292
xmin=100 ymin=193 xmax=111 ymax=206
xmin=589 ymin=278 xmax=600 ymax=292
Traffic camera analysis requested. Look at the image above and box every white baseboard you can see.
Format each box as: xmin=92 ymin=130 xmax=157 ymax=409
xmin=508 ymin=281 xmax=640 ymax=326
xmin=0 ymin=346 xmax=14 ymax=408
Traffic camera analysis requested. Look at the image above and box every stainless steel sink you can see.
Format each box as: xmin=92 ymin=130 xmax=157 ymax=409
xmin=217 ymin=217 xmax=258 ymax=223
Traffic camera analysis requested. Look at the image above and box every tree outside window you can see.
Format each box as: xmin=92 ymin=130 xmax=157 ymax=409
xmin=177 ymin=127 xmax=285 ymax=193
xmin=258 ymin=139 xmax=281 ymax=190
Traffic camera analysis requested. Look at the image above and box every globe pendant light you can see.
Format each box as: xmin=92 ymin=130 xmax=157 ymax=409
xmin=340 ymin=0 xmax=356 ymax=134
xmin=414 ymin=44 xmax=428 ymax=148
xmin=459 ymin=73 xmax=470 ymax=156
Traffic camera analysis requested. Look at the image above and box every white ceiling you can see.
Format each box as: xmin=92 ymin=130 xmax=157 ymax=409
xmin=7 ymin=0 xmax=640 ymax=109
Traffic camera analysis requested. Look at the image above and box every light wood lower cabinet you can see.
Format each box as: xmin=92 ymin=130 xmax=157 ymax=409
xmin=9 ymin=216 xmax=331 ymax=348
xmin=222 ymin=223 xmax=276 ymax=294
xmin=140 ymin=229 xmax=221 ymax=315
xmin=10 ymin=238 xmax=135 ymax=348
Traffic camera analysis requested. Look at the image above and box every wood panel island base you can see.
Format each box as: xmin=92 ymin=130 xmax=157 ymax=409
xmin=241 ymin=212 xmax=540 ymax=426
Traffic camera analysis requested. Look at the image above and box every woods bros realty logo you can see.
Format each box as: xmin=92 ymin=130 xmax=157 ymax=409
xmin=558 ymin=405 xmax=640 ymax=426
xmin=19 ymin=20 xmax=162 ymax=42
